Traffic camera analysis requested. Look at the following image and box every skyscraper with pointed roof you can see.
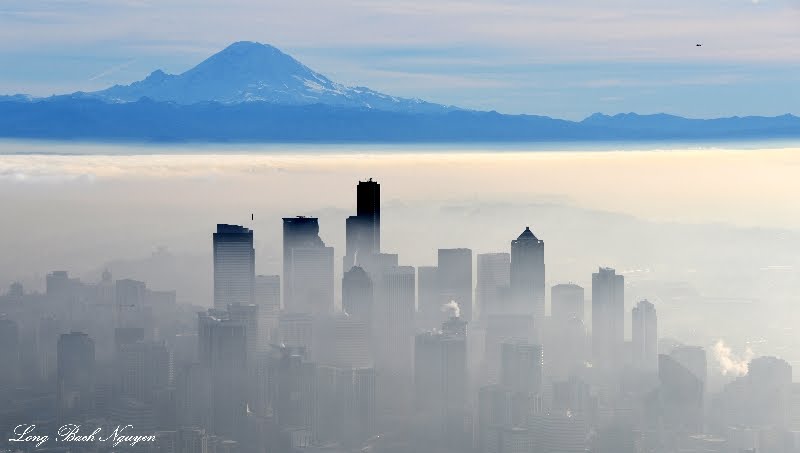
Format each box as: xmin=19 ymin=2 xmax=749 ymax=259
xmin=510 ymin=227 xmax=545 ymax=320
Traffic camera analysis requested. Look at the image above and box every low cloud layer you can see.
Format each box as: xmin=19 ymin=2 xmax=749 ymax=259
xmin=2 ymin=143 xmax=800 ymax=229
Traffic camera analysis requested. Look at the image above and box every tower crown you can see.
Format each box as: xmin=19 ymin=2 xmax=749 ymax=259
xmin=516 ymin=226 xmax=538 ymax=241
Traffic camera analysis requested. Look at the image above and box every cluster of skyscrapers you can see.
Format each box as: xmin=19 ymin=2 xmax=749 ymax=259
xmin=0 ymin=178 xmax=798 ymax=453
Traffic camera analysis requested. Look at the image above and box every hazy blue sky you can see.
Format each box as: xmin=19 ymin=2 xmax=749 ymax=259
xmin=1 ymin=0 xmax=798 ymax=119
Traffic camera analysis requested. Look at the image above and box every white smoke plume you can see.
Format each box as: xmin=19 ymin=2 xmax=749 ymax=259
xmin=441 ymin=300 xmax=460 ymax=319
xmin=713 ymin=339 xmax=753 ymax=377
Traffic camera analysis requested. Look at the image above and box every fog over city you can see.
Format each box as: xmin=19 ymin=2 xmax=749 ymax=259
xmin=1 ymin=142 xmax=799 ymax=452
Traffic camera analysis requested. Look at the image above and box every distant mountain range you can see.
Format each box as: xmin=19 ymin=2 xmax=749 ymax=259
xmin=1 ymin=41 xmax=798 ymax=143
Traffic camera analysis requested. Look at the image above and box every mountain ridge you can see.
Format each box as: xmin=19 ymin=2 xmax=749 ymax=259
xmin=1 ymin=96 xmax=798 ymax=143
xmin=0 ymin=41 xmax=798 ymax=142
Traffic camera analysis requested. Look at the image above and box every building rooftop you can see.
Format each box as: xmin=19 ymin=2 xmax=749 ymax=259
xmin=516 ymin=226 xmax=539 ymax=241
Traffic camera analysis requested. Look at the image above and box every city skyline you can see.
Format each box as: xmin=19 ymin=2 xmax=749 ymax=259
xmin=1 ymin=176 xmax=795 ymax=453
xmin=0 ymin=174 xmax=764 ymax=359
xmin=1 ymin=1 xmax=796 ymax=451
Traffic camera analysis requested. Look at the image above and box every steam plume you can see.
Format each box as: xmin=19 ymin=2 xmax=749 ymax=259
xmin=441 ymin=300 xmax=460 ymax=318
xmin=713 ymin=339 xmax=753 ymax=377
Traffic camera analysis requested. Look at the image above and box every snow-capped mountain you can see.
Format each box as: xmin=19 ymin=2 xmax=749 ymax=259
xmin=91 ymin=41 xmax=452 ymax=113
xmin=3 ymin=41 xmax=798 ymax=142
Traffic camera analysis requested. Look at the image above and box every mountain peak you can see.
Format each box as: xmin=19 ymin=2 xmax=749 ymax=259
xmin=88 ymin=41 xmax=450 ymax=113
xmin=144 ymin=69 xmax=171 ymax=81
xmin=209 ymin=41 xmax=295 ymax=64
xmin=182 ymin=40 xmax=317 ymax=89
xmin=223 ymin=41 xmax=280 ymax=52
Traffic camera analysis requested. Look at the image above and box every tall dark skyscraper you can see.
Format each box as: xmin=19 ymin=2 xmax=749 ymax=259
xmin=57 ymin=332 xmax=96 ymax=422
xmin=632 ymin=299 xmax=657 ymax=372
xmin=438 ymin=248 xmax=473 ymax=322
xmin=282 ymin=216 xmax=334 ymax=314
xmin=357 ymin=178 xmax=380 ymax=251
xmin=592 ymin=267 xmax=624 ymax=374
xmin=344 ymin=179 xmax=381 ymax=271
xmin=213 ymin=224 xmax=255 ymax=310
xmin=510 ymin=227 xmax=545 ymax=319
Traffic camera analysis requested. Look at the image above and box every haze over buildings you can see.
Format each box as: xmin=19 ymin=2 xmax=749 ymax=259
xmin=0 ymin=176 xmax=798 ymax=453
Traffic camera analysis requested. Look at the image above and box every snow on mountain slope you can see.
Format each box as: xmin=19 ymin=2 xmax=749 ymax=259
xmin=91 ymin=41 xmax=452 ymax=113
